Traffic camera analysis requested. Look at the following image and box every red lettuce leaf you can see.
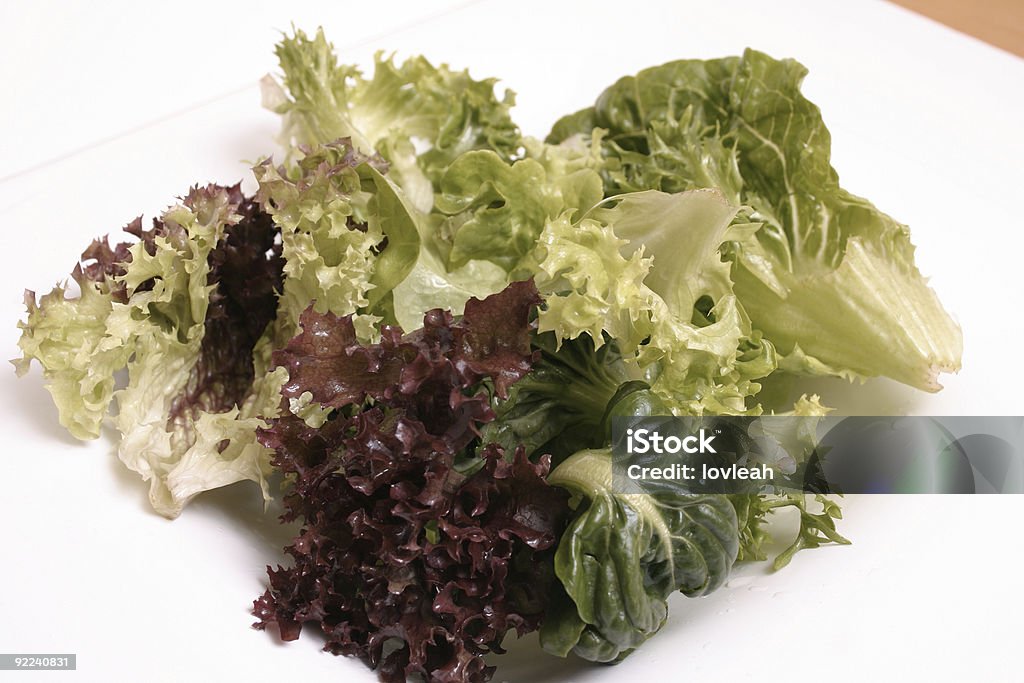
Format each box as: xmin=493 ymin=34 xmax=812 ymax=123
xmin=168 ymin=188 xmax=285 ymax=425
xmin=440 ymin=279 xmax=540 ymax=399
xmin=253 ymin=281 xmax=568 ymax=683
xmin=70 ymin=183 xmax=285 ymax=432
xmin=273 ymin=279 xmax=540 ymax=444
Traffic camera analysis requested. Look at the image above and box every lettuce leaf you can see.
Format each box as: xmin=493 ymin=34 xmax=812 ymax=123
xmin=263 ymin=27 xmax=520 ymax=213
xmin=17 ymin=185 xmax=287 ymax=516
xmin=433 ymin=136 xmax=605 ymax=272
xmin=480 ymin=332 xmax=639 ymax=465
xmin=16 ymin=139 xmax=430 ymax=516
xmin=540 ymin=448 xmax=739 ymax=662
xmin=389 ymin=244 xmax=508 ymax=333
xmin=527 ymin=188 xmax=775 ymax=415
xmin=253 ymin=282 xmax=568 ymax=683
xmin=548 ymin=49 xmax=962 ymax=391
xmin=14 ymin=244 xmax=133 ymax=440
xmin=265 ymin=28 xmax=529 ymax=329
xmin=435 ymin=152 xmax=562 ymax=270
xmin=253 ymin=140 xmax=418 ymax=336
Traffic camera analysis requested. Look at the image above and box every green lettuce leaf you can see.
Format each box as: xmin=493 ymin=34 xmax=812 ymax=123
xmin=435 ymin=152 xmax=561 ymax=270
xmin=388 ymin=207 xmax=509 ymax=332
xmin=480 ymin=332 xmax=640 ymax=465
xmin=388 ymin=135 xmax=607 ymax=329
xmin=548 ymin=49 xmax=962 ymax=392
xmin=732 ymin=493 xmax=850 ymax=570
xmin=540 ymin=448 xmax=739 ymax=662
xmin=431 ymin=135 xmax=606 ymax=272
xmin=263 ymin=27 xmax=520 ymax=213
xmin=727 ymin=394 xmax=850 ymax=567
xmin=253 ymin=140 xmax=419 ymax=337
xmin=14 ymin=257 xmax=132 ymax=440
xmin=530 ymin=210 xmax=654 ymax=353
xmin=527 ymin=188 xmax=775 ymax=415
xmin=107 ymin=189 xmax=291 ymax=517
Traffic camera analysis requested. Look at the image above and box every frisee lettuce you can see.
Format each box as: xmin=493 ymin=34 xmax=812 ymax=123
xmin=262 ymin=27 xmax=520 ymax=214
xmin=17 ymin=186 xmax=286 ymax=516
xmin=527 ymin=188 xmax=775 ymax=415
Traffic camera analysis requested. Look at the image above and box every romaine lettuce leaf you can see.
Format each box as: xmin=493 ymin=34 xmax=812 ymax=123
xmin=548 ymin=49 xmax=962 ymax=391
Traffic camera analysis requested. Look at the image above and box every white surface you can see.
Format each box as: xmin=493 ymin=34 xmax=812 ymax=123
xmin=2 ymin=1 xmax=1023 ymax=682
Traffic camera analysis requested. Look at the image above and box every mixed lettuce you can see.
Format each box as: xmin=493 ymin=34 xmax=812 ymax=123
xmin=15 ymin=27 xmax=962 ymax=683
xmin=17 ymin=139 xmax=439 ymax=517
xmin=16 ymin=185 xmax=287 ymax=516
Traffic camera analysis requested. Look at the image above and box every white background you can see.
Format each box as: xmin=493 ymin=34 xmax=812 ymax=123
xmin=2 ymin=1 xmax=1023 ymax=681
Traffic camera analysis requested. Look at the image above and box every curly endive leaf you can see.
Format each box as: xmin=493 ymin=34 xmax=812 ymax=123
xmin=733 ymin=493 xmax=850 ymax=569
xmin=252 ymin=139 xmax=415 ymax=337
xmin=14 ymin=264 xmax=132 ymax=440
xmin=109 ymin=187 xmax=286 ymax=516
xmin=527 ymin=189 xmax=775 ymax=415
xmin=264 ymin=27 xmax=520 ymax=212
